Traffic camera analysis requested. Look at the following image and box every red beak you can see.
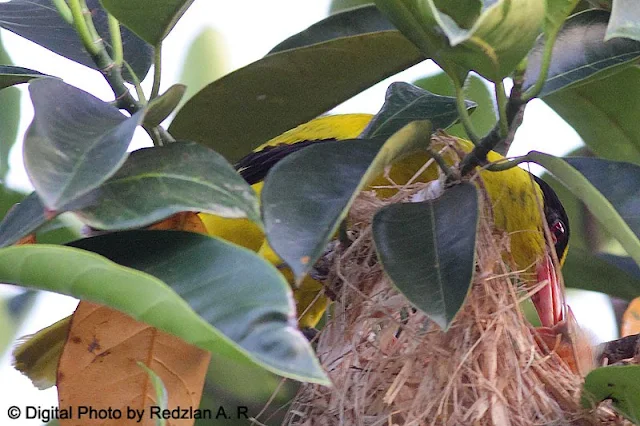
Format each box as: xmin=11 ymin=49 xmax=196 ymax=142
xmin=531 ymin=254 xmax=565 ymax=327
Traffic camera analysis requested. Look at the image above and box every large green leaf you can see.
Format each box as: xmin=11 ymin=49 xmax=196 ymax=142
xmin=263 ymin=121 xmax=432 ymax=280
xmin=0 ymin=65 xmax=47 ymax=90
xmin=75 ymin=142 xmax=260 ymax=230
xmin=413 ymin=72 xmax=496 ymax=137
xmin=544 ymin=67 xmax=640 ymax=164
xmin=100 ymin=0 xmax=194 ymax=45
xmin=606 ymin=0 xmax=640 ymax=42
xmin=564 ymin=248 xmax=640 ymax=299
xmin=170 ymin=10 xmax=424 ymax=163
xmin=524 ymin=10 xmax=640 ymax=97
xmin=0 ymin=34 xmax=22 ymax=180
xmin=0 ymin=0 xmax=152 ymax=82
xmin=177 ymin=27 xmax=230 ymax=108
xmin=530 ymin=152 xmax=640 ymax=267
xmin=24 ymin=78 xmax=145 ymax=210
xmin=372 ymin=183 xmax=478 ymax=330
xmin=582 ymin=365 xmax=640 ymax=423
xmin=361 ymin=81 xmax=473 ymax=139
xmin=375 ymin=0 xmax=544 ymax=81
xmin=270 ymin=5 xmax=396 ymax=53
xmin=0 ymin=232 xmax=328 ymax=384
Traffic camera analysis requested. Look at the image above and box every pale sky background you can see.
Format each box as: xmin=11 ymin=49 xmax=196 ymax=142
xmin=0 ymin=1 xmax=615 ymax=423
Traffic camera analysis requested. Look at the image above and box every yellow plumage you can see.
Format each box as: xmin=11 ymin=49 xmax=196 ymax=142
xmin=201 ymin=113 xmax=549 ymax=329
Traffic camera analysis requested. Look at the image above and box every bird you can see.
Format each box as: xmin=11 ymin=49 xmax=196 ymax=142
xmin=201 ymin=113 xmax=570 ymax=331
xmin=13 ymin=113 xmax=571 ymax=389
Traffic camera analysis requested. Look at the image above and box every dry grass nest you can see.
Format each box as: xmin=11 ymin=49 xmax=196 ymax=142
xmin=283 ymin=135 xmax=629 ymax=426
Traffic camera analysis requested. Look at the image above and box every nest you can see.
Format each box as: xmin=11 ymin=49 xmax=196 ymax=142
xmin=282 ymin=138 xmax=628 ymax=426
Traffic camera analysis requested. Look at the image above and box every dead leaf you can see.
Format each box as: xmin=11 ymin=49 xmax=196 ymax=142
xmin=15 ymin=234 xmax=36 ymax=245
xmin=147 ymin=212 xmax=207 ymax=234
xmin=58 ymin=301 xmax=211 ymax=426
xmin=621 ymin=297 xmax=640 ymax=338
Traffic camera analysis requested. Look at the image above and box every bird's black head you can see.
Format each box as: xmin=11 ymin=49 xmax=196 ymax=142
xmin=533 ymin=175 xmax=570 ymax=262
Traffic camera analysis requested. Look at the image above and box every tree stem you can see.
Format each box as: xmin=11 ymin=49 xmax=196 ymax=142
xmin=150 ymin=44 xmax=162 ymax=100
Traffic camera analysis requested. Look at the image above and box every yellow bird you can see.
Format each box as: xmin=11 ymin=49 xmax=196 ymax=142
xmin=13 ymin=113 xmax=570 ymax=389
xmin=202 ymin=113 xmax=570 ymax=330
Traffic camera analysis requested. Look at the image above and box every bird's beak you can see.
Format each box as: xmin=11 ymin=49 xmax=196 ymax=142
xmin=531 ymin=254 xmax=565 ymax=328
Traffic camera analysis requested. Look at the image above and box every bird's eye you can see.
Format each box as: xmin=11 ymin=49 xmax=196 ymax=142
xmin=550 ymin=220 xmax=566 ymax=244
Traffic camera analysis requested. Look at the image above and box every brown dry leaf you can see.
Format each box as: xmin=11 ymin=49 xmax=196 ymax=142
xmin=146 ymin=212 xmax=207 ymax=234
xmin=621 ymin=297 xmax=640 ymax=337
xmin=15 ymin=233 xmax=36 ymax=245
xmin=58 ymin=301 xmax=211 ymax=426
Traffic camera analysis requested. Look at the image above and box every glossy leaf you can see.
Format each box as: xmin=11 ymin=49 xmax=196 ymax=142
xmin=24 ymin=78 xmax=145 ymax=210
xmin=144 ymin=84 xmax=186 ymax=127
xmin=563 ymin=248 xmax=640 ymax=300
xmin=0 ymin=0 xmax=152 ymax=82
xmin=0 ymin=65 xmax=47 ymax=90
xmin=372 ymin=183 xmax=478 ymax=329
xmin=75 ymin=142 xmax=260 ymax=230
xmin=170 ymin=12 xmax=424 ymax=163
xmin=530 ymin=152 xmax=640 ymax=268
xmin=270 ymin=4 xmax=395 ymax=53
xmin=413 ymin=72 xmax=495 ymax=137
xmin=544 ymin=67 xmax=640 ymax=164
xmin=0 ymin=192 xmax=47 ymax=248
xmin=263 ymin=121 xmax=432 ymax=280
xmin=0 ymin=232 xmax=328 ymax=384
xmin=606 ymin=0 xmax=640 ymax=42
xmin=360 ymin=81 xmax=473 ymax=139
xmin=100 ymin=0 xmax=194 ymax=45
xmin=582 ymin=365 xmax=640 ymax=423
xmin=433 ymin=0 xmax=481 ymax=30
xmin=524 ymin=10 xmax=640 ymax=97
xmin=438 ymin=0 xmax=545 ymax=81
xmin=376 ymin=0 xmax=543 ymax=81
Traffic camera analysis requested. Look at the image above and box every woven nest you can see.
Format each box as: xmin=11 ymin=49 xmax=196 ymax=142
xmin=283 ymin=136 xmax=628 ymax=426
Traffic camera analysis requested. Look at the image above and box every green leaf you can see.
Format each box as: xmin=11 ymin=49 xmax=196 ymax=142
xmin=377 ymin=0 xmax=544 ymax=81
xmin=0 ymin=231 xmax=328 ymax=384
xmin=0 ymin=65 xmax=47 ymax=90
xmin=543 ymin=66 xmax=640 ymax=164
xmin=137 ymin=362 xmax=168 ymax=426
xmin=177 ymin=27 xmax=230 ymax=108
xmin=582 ymin=365 xmax=640 ymax=422
xmin=270 ymin=5 xmax=396 ymax=53
xmin=529 ymin=152 xmax=640 ymax=268
xmin=144 ymin=84 xmax=186 ymax=127
xmin=441 ymin=0 xmax=545 ymax=81
xmin=606 ymin=0 xmax=640 ymax=42
xmin=170 ymin=10 xmax=424 ymax=163
xmin=100 ymin=0 xmax=194 ymax=45
xmin=263 ymin=121 xmax=432 ymax=280
xmin=563 ymin=248 xmax=640 ymax=300
xmin=0 ymin=34 xmax=23 ymax=180
xmin=524 ymin=10 xmax=640 ymax=97
xmin=0 ymin=0 xmax=152 ymax=82
xmin=24 ymin=78 xmax=145 ymax=210
xmin=433 ymin=0 xmax=481 ymax=29
xmin=372 ymin=183 xmax=478 ymax=329
xmin=329 ymin=0 xmax=374 ymax=14
xmin=75 ymin=142 xmax=260 ymax=230
xmin=0 ymin=192 xmax=47 ymax=248
xmin=413 ymin=72 xmax=496 ymax=137
xmin=361 ymin=81 xmax=473 ymax=139
xmin=544 ymin=0 xmax=580 ymax=37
